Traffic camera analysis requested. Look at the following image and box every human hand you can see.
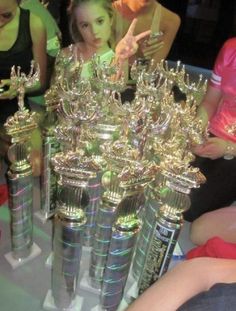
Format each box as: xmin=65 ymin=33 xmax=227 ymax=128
xmin=140 ymin=32 xmax=164 ymax=59
xmin=0 ymin=79 xmax=17 ymax=100
xmin=115 ymin=18 xmax=151 ymax=63
xmin=192 ymin=137 xmax=227 ymax=159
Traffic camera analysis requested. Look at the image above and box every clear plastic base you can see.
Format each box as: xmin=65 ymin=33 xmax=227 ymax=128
xmin=4 ymin=242 xmax=41 ymax=269
xmin=43 ymin=289 xmax=84 ymax=311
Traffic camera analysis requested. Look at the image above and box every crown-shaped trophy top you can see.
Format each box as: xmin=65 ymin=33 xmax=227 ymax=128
xmin=4 ymin=61 xmax=40 ymax=142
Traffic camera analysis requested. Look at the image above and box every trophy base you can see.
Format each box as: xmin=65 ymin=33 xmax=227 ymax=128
xmin=117 ymin=299 xmax=130 ymax=311
xmin=91 ymin=299 xmax=129 ymax=311
xmin=34 ymin=210 xmax=54 ymax=224
xmin=43 ymin=289 xmax=84 ymax=311
xmin=91 ymin=306 xmax=102 ymax=311
xmin=79 ymin=270 xmax=100 ymax=295
xmin=4 ymin=242 xmax=41 ymax=269
xmin=45 ymin=252 xmax=54 ymax=268
xmin=126 ymin=281 xmax=138 ymax=301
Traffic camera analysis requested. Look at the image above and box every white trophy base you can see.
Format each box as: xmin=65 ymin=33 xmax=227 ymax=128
xmin=126 ymin=281 xmax=138 ymax=300
xmin=43 ymin=289 xmax=84 ymax=311
xmin=79 ymin=270 xmax=100 ymax=295
xmin=45 ymin=252 xmax=54 ymax=268
xmin=117 ymin=299 xmax=130 ymax=311
xmin=91 ymin=299 xmax=129 ymax=311
xmin=4 ymin=242 xmax=41 ymax=269
xmin=91 ymin=305 xmax=102 ymax=311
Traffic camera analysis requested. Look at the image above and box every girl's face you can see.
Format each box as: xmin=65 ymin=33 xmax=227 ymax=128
xmin=75 ymin=2 xmax=112 ymax=51
xmin=0 ymin=0 xmax=18 ymax=28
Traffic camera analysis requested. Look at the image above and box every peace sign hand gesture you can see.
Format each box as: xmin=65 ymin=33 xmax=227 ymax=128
xmin=115 ymin=18 xmax=151 ymax=63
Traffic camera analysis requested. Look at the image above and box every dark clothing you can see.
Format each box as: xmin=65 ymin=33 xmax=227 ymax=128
xmin=0 ymin=8 xmax=33 ymax=124
xmin=183 ymin=155 xmax=236 ymax=222
xmin=178 ymin=283 xmax=236 ymax=311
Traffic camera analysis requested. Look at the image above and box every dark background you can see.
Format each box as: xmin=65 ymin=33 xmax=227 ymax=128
xmin=159 ymin=0 xmax=236 ymax=69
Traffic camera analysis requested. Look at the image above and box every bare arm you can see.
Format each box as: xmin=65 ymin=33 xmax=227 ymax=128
xmin=126 ymin=258 xmax=236 ymax=311
xmin=29 ymin=12 xmax=47 ymax=93
xmin=197 ymin=84 xmax=223 ymax=128
xmin=157 ymin=7 xmax=180 ymax=62
xmin=142 ymin=7 xmax=180 ymax=64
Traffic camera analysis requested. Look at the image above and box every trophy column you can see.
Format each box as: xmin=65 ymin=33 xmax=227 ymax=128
xmin=7 ymin=143 xmax=34 ymax=260
xmin=100 ymin=190 xmax=142 ymax=311
xmin=38 ymin=111 xmax=60 ymax=221
xmin=51 ymin=206 xmax=86 ymax=310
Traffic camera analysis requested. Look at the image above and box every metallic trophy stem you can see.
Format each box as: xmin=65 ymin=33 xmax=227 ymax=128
xmin=89 ymin=171 xmax=123 ymax=289
xmin=7 ymin=143 xmax=33 ymax=260
xmin=41 ymin=111 xmax=60 ymax=219
xmin=100 ymin=192 xmax=141 ymax=311
xmin=83 ymin=172 xmax=103 ymax=247
xmin=132 ymin=173 xmax=167 ymax=280
xmin=52 ymin=204 xmax=86 ymax=309
xmin=138 ymin=185 xmax=190 ymax=294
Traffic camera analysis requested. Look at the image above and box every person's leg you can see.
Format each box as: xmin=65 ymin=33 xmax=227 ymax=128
xmin=178 ymin=283 xmax=236 ymax=311
xmin=183 ymin=156 xmax=236 ymax=222
xmin=190 ymin=206 xmax=236 ymax=245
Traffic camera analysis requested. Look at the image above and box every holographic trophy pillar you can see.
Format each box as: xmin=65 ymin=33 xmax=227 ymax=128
xmin=138 ymin=183 xmax=188 ymax=294
xmin=89 ymin=170 xmax=123 ymax=289
xmin=83 ymin=171 xmax=103 ymax=247
xmin=39 ymin=110 xmax=60 ymax=220
xmin=52 ymin=204 xmax=86 ymax=309
xmin=132 ymin=173 xmax=167 ymax=280
xmin=138 ymin=167 xmax=206 ymax=294
xmin=4 ymin=62 xmax=41 ymax=265
xmin=7 ymin=141 xmax=35 ymax=260
xmin=101 ymin=188 xmax=142 ymax=311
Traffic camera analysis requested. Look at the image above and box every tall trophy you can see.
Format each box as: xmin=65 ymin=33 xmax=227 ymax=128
xmin=4 ymin=62 xmax=42 ymax=267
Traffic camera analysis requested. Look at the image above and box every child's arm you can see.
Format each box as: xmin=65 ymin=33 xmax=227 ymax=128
xmin=126 ymin=258 xmax=236 ymax=311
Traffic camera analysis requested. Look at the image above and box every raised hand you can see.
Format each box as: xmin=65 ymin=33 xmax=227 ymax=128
xmin=115 ymin=18 xmax=151 ymax=63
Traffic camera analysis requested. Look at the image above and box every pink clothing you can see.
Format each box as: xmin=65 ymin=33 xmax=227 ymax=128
xmin=209 ymin=38 xmax=236 ymax=142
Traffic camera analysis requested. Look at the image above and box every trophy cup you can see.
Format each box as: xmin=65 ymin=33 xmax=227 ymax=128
xmin=4 ymin=62 xmax=42 ymax=267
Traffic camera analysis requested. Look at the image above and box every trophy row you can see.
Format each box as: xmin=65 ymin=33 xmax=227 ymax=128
xmin=4 ymin=52 xmax=207 ymax=311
